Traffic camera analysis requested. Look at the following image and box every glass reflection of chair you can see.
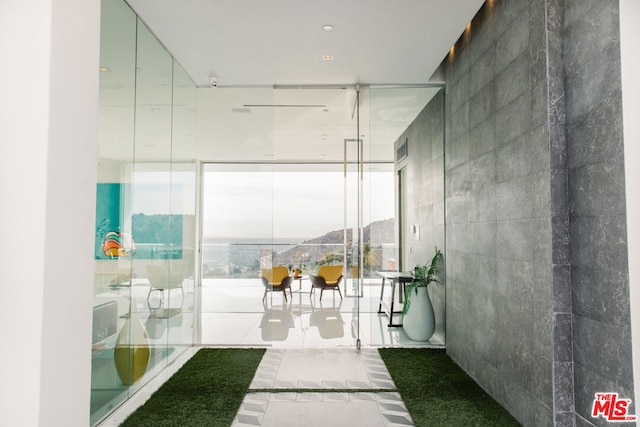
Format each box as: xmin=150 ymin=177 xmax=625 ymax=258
xmin=145 ymin=311 xmax=184 ymax=340
xmin=309 ymin=298 xmax=344 ymax=339
xmin=309 ymin=265 xmax=344 ymax=300
xmin=261 ymin=266 xmax=293 ymax=302
xmin=259 ymin=300 xmax=295 ymax=341
xmin=146 ymin=265 xmax=185 ymax=309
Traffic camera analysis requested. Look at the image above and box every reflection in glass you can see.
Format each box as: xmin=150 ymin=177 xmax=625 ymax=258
xmin=91 ymin=1 xmax=197 ymax=424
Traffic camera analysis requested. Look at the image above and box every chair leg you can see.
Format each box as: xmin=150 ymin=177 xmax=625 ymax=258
xmin=337 ymin=286 xmax=343 ymax=299
xmin=320 ymin=288 xmax=324 ymax=300
xmin=262 ymin=288 xmax=268 ymax=301
xmin=283 ymin=288 xmax=288 ymax=302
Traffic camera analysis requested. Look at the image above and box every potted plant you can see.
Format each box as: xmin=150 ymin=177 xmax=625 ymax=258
xmin=292 ymin=267 xmax=302 ymax=278
xmin=402 ymin=248 xmax=442 ymax=341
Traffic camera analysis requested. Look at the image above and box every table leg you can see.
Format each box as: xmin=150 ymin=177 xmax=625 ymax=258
xmin=388 ymin=279 xmax=397 ymax=327
xmin=378 ymin=277 xmax=386 ymax=313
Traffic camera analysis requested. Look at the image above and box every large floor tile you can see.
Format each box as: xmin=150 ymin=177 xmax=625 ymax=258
xmin=233 ymin=391 xmax=414 ymax=427
xmin=235 ymin=348 xmax=412 ymax=427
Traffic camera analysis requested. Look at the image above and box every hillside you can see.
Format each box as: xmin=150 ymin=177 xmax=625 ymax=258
xmin=273 ymin=218 xmax=394 ymax=269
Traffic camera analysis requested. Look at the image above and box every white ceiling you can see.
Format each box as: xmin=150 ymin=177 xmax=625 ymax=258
xmin=126 ymin=0 xmax=485 ymax=88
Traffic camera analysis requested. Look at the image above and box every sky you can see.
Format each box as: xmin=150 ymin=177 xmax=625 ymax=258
xmin=201 ymin=168 xmax=395 ymax=240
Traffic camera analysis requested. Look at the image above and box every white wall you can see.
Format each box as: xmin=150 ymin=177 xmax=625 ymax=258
xmin=0 ymin=0 xmax=100 ymax=425
xmin=619 ymin=0 xmax=640 ymax=412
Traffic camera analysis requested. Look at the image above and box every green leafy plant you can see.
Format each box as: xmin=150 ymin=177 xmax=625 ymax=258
xmin=402 ymin=248 xmax=442 ymax=315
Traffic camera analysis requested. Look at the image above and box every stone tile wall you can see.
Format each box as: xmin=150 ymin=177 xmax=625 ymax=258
xmin=395 ymin=0 xmax=633 ymax=424
xmin=444 ymin=0 xmax=555 ymax=424
xmin=563 ymin=1 xmax=633 ymax=425
xmin=432 ymin=0 xmax=634 ymax=425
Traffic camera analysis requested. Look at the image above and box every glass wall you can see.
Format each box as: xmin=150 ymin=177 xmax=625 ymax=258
xmin=91 ymin=0 xmax=197 ymax=424
xmin=197 ymin=86 xmax=406 ymax=347
xmin=367 ymin=85 xmax=446 ymax=345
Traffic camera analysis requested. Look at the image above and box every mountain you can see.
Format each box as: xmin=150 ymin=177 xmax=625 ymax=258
xmin=273 ymin=218 xmax=395 ymax=268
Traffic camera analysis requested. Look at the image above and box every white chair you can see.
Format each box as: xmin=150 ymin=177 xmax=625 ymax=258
xmin=146 ymin=265 xmax=184 ymax=307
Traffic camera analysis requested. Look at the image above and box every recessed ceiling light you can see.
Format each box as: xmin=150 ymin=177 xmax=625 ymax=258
xmin=99 ymin=66 xmax=110 ymax=72
xmin=323 ymin=24 xmax=334 ymax=31
xmin=151 ymin=108 xmax=161 ymax=112
xmin=323 ymin=55 xmax=334 ymax=61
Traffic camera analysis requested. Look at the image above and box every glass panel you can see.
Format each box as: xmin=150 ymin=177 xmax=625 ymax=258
xmin=130 ymin=18 xmax=174 ymax=390
xmin=91 ymin=0 xmax=136 ymax=424
xmin=92 ymin=2 xmax=197 ymax=423
xmin=198 ymin=86 xmax=275 ymax=344
xmin=202 ymin=163 xmax=275 ymax=275
xmin=199 ymin=87 xmax=377 ymax=348
xmin=167 ymin=62 xmax=197 ymax=364
xmin=367 ymin=85 xmax=445 ymax=346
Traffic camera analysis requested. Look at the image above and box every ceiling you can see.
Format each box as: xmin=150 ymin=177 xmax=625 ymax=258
xmin=125 ymin=0 xmax=485 ymax=88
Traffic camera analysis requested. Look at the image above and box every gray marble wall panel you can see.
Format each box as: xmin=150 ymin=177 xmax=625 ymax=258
xmin=563 ymin=0 xmax=633 ymax=423
xmin=444 ymin=0 xmax=554 ymax=425
xmin=397 ymin=0 xmax=632 ymax=424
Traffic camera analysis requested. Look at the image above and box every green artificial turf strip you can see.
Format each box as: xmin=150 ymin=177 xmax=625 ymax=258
xmin=120 ymin=348 xmax=266 ymax=427
xmin=378 ymin=348 xmax=520 ymax=427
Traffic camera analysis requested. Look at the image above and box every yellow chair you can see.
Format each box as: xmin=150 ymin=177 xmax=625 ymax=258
xmin=309 ymin=265 xmax=344 ymax=300
xmin=261 ymin=266 xmax=293 ymax=302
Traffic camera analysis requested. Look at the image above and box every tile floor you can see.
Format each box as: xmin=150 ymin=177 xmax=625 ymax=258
xmin=199 ymin=278 xmax=445 ymax=349
xmin=233 ymin=349 xmax=413 ymax=427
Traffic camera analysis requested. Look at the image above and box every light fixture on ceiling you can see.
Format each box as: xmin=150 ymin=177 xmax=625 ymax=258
xmin=151 ymin=108 xmax=161 ymax=112
xmin=323 ymin=24 xmax=334 ymax=31
xmin=99 ymin=66 xmax=110 ymax=72
xmin=323 ymin=55 xmax=334 ymax=61
xmin=243 ymin=104 xmax=326 ymax=108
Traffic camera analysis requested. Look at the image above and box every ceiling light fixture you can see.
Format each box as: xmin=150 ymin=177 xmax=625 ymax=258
xmin=243 ymin=104 xmax=326 ymax=108
xmin=99 ymin=66 xmax=110 ymax=72
xmin=323 ymin=55 xmax=334 ymax=61
xmin=323 ymin=24 xmax=334 ymax=31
